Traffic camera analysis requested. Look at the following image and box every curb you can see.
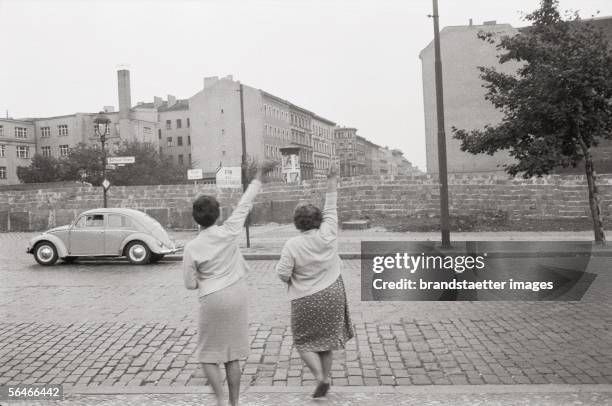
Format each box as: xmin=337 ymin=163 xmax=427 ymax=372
xmin=63 ymin=384 xmax=612 ymax=396
xmin=162 ymin=253 xmax=361 ymax=261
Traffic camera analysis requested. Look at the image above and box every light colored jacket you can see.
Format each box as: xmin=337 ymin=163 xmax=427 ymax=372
xmin=276 ymin=192 xmax=342 ymax=300
xmin=182 ymin=180 xmax=261 ymax=297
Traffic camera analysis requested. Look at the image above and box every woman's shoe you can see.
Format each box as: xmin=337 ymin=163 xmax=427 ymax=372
xmin=312 ymin=381 xmax=330 ymax=398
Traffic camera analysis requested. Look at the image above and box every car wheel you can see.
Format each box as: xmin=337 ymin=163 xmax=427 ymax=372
xmin=62 ymin=256 xmax=78 ymax=264
xmin=125 ymin=241 xmax=151 ymax=265
xmin=150 ymin=253 xmax=165 ymax=263
xmin=34 ymin=242 xmax=58 ymax=266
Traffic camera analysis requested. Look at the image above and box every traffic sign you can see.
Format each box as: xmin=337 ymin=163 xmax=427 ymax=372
xmin=107 ymin=156 xmax=135 ymax=165
xmin=187 ymin=168 xmax=203 ymax=180
xmin=102 ymin=179 xmax=111 ymax=190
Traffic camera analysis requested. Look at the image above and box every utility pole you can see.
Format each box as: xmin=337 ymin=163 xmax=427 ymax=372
xmin=430 ymin=0 xmax=451 ymax=248
xmin=239 ymin=83 xmax=251 ymax=248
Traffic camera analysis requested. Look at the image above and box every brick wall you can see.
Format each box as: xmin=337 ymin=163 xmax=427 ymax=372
xmin=2 ymin=174 xmax=611 ymax=232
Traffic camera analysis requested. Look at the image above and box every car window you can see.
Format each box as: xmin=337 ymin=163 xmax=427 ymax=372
xmin=107 ymin=214 xmax=133 ymax=228
xmin=75 ymin=214 xmax=104 ymax=228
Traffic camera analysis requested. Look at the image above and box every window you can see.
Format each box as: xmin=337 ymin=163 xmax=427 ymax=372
xmin=41 ymin=127 xmax=51 ymax=137
xmin=58 ymin=125 xmax=68 ymax=136
xmin=75 ymin=214 xmax=104 ymax=228
xmin=167 ymin=137 xmax=173 ymax=147
xmin=158 ymin=129 xmax=162 ymax=140
xmin=59 ymin=145 xmax=69 ymax=156
xmin=41 ymin=146 xmax=52 ymax=157
xmin=16 ymin=146 xmax=29 ymax=159
xmin=143 ymin=126 xmax=152 ymax=134
xmin=187 ymin=118 xmax=190 ymax=128
xmin=107 ymin=214 xmax=133 ymax=228
xmin=166 ymin=120 xmax=172 ymax=130
xmin=188 ymin=154 xmax=192 ymax=166
xmin=0 ymin=166 xmax=5 ymax=179
xmin=187 ymin=136 xmax=191 ymax=145
xmin=178 ymin=154 xmax=184 ymax=165
xmin=15 ymin=127 xmax=27 ymax=138
xmin=0 ymin=145 xmax=5 ymax=157
xmin=177 ymin=136 xmax=183 ymax=146
xmin=176 ymin=119 xmax=182 ymax=129
xmin=0 ymin=125 xmax=2 ymax=136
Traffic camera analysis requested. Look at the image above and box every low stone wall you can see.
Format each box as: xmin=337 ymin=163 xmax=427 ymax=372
xmin=1 ymin=174 xmax=611 ymax=232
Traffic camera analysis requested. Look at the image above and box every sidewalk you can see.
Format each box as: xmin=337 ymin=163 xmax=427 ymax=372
xmin=8 ymin=384 xmax=611 ymax=405
xmin=165 ymin=226 xmax=612 ymax=259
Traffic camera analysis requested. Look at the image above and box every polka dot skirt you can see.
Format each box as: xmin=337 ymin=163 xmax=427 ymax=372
xmin=291 ymin=275 xmax=354 ymax=352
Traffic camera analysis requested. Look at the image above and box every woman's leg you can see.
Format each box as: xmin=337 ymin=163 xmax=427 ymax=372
xmin=318 ymin=350 xmax=333 ymax=383
xmin=225 ymin=360 xmax=241 ymax=406
xmin=299 ymin=350 xmax=324 ymax=381
xmin=202 ymin=363 xmax=226 ymax=406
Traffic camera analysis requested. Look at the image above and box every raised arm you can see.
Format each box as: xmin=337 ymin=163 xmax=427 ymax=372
xmin=221 ymin=167 xmax=264 ymax=236
xmin=319 ymin=166 xmax=339 ymax=239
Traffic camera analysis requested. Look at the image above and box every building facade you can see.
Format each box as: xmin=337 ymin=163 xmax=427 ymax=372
xmin=0 ymin=119 xmax=36 ymax=184
xmin=420 ymin=21 xmax=519 ymax=174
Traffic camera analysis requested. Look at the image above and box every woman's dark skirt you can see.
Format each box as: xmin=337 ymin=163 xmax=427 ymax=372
xmin=291 ymin=275 xmax=354 ymax=352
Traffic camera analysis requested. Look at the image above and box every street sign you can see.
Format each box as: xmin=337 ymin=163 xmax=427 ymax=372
xmin=102 ymin=179 xmax=111 ymax=190
xmin=107 ymin=156 xmax=135 ymax=165
xmin=106 ymin=164 xmax=116 ymax=170
xmin=187 ymin=168 xmax=203 ymax=180
xmin=216 ymin=166 xmax=242 ymax=187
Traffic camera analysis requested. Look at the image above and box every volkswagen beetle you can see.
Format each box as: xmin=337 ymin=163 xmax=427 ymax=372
xmin=26 ymin=208 xmax=178 ymax=266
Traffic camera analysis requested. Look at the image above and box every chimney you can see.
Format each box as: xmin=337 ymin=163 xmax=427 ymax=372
xmin=153 ymin=96 xmax=163 ymax=108
xmin=117 ymin=69 xmax=132 ymax=120
xmin=167 ymin=95 xmax=177 ymax=107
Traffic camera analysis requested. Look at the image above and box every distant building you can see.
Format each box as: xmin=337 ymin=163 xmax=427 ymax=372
xmin=420 ymin=16 xmax=612 ymax=174
xmin=4 ymin=70 xmax=414 ymax=185
xmin=133 ymin=96 xmax=191 ymax=168
xmin=420 ymin=21 xmax=519 ymax=174
xmin=189 ymin=75 xmax=336 ymax=181
xmin=0 ymin=118 xmax=36 ymax=184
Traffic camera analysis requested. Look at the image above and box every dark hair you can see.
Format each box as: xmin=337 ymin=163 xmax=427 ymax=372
xmin=192 ymin=195 xmax=220 ymax=228
xmin=293 ymin=203 xmax=323 ymax=232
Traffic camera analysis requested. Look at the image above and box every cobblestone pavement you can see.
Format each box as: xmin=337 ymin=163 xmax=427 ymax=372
xmin=5 ymin=390 xmax=612 ymax=405
xmin=1 ymin=231 xmax=612 ymax=393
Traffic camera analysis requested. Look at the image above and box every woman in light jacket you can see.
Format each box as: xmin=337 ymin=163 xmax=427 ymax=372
xmin=275 ymin=167 xmax=354 ymax=398
xmin=183 ymin=165 xmax=264 ymax=406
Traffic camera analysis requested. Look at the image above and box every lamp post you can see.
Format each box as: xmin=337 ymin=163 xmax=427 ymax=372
xmin=429 ymin=0 xmax=451 ymax=248
xmin=238 ymin=83 xmax=250 ymax=248
xmin=94 ymin=111 xmax=111 ymax=208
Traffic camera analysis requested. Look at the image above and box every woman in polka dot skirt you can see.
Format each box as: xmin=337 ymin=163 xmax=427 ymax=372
xmin=276 ymin=165 xmax=354 ymax=398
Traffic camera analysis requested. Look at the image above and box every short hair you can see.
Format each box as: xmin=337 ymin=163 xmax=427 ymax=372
xmin=192 ymin=195 xmax=220 ymax=228
xmin=293 ymin=203 xmax=323 ymax=232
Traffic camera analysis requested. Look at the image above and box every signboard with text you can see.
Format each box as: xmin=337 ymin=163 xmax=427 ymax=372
xmin=216 ymin=166 xmax=242 ymax=187
xmin=107 ymin=156 xmax=135 ymax=165
xmin=187 ymin=168 xmax=203 ymax=180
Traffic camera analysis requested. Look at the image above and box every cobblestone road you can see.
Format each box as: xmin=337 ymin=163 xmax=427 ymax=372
xmin=1 ymin=231 xmax=612 ymax=393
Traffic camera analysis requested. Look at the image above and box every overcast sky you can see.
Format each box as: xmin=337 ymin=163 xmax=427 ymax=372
xmin=1 ymin=0 xmax=611 ymax=170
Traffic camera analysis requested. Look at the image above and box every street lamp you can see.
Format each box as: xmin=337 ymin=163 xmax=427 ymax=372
xmin=93 ymin=111 xmax=111 ymax=208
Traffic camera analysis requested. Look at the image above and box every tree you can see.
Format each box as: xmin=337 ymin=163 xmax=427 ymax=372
xmin=16 ymin=154 xmax=62 ymax=183
xmin=452 ymin=0 xmax=612 ymax=243
xmin=108 ymin=142 xmax=185 ymax=185
xmin=60 ymin=143 xmax=105 ymax=185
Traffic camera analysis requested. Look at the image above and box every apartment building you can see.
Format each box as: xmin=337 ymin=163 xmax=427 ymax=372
xmin=189 ymin=75 xmax=336 ymax=181
xmin=0 ymin=119 xmax=36 ymax=184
